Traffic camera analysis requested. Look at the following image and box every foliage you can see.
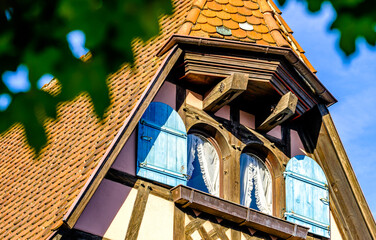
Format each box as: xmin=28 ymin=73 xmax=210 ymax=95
xmin=0 ymin=0 xmax=173 ymax=153
xmin=277 ymin=0 xmax=376 ymax=55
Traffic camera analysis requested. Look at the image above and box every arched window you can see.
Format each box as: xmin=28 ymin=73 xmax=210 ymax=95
xmin=187 ymin=133 xmax=220 ymax=197
xmin=240 ymin=153 xmax=273 ymax=215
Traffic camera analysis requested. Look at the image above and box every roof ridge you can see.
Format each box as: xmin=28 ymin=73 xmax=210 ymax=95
xmin=258 ymin=0 xmax=289 ymax=47
xmin=178 ymin=0 xmax=208 ymax=35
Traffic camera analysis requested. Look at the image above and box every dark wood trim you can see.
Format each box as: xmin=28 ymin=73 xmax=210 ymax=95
xmin=63 ymin=46 xmax=183 ymax=227
xmin=125 ymin=182 xmax=151 ymax=240
xmin=174 ymin=205 xmax=185 ymax=240
xmin=171 ymin=185 xmax=309 ymax=240
xmin=157 ymin=35 xmax=336 ymax=106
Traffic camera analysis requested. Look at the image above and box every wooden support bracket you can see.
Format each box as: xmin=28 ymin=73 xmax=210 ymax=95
xmin=203 ymin=73 xmax=249 ymax=112
xmin=257 ymin=92 xmax=298 ymax=132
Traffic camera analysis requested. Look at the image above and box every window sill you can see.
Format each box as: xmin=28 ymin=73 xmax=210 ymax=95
xmin=171 ymin=185 xmax=309 ymax=240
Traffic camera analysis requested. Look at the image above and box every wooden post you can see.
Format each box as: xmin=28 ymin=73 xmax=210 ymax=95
xmin=203 ymin=73 xmax=248 ymax=112
xmin=257 ymin=92 xmax=298 ymax=132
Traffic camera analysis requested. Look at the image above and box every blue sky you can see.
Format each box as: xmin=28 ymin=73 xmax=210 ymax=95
xmin=278 ymin=0 xmax=376 ymax=217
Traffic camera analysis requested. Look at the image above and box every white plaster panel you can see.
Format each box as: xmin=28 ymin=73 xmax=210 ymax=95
xmin=267 ymin=125 xmax=282 ymax=139
xmin=290 ymin=129 xmax=305 ymax=157
xmin=153 ymin=81 xmax=176 ymax=110
xmin=239 ymin=110 xmax=255 ymax=129
xmin=111 ymin=129 xmax=136 ymax=175
xmin=137 ymin=194 xmax=174 ymax=240
xmin=214 ymin=105 xmax=230 ymax=120
xmin=74 ymin=179 xmax=133 ymax=237
xmin=186 ymin=90 xmax=203 ymax=109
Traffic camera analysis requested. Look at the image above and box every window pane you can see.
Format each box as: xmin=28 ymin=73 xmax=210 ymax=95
xmin=187 ymin=133 xmax=220 ymax=196
xmin=240 ymin=153 xmax=272 ymax=215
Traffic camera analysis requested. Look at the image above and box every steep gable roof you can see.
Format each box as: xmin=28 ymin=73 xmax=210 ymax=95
xmin=0 ymin=0 xmax=344 ymax=239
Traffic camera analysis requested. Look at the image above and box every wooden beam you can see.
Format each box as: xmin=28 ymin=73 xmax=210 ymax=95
xmin=257 ymin=92 xmax=298 ymax=132
xmin=125 ymin=182 xmax=151 ymax=240
xmin=203 ymin=73 xmax=248 ymax=112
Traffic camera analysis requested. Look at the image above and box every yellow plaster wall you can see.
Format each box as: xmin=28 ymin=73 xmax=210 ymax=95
xmin=103 ymin=188 xmax=138 ymax=240
xmin=137 ymin=194 xmax=174 ymax=240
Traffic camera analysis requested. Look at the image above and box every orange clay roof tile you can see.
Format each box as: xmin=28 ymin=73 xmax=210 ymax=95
xmin=244 ymin=1 xmax=259 ymax=10
xmin=186 ymin=7 xmax=201 ymax=23
xmin=229 ymin=0 xmax=244 ymax=6
xmin=193 ymin=0 xmax=207 ymax=9
xmin=246 ymin=15 xmax=262 ymax=24
xmin=262 ymin=33 xmax=276 ymax=43
xmin=201 ymin=22 xmax=218 ymax=32
xmin=237 ymin=6 xmax=253 ymax=16
xmin=247 ymin=30 xmax=262 ymax=40
xmin=209 ymin=32 xmax=225 ymax=38
xmin=202 ymin=8 xmax=218 ymax=17
xmin=216 ymin=10 xmax=232 ymax=19
xmin=223 ymin=19 xmax=239 ymax=29
xmin=223 ymin=4 xmax=238 ymax=13
xmin=207 ymin=1 xmax=223 ymax=11
xmin=252 ymin=9 xmax=264 ymax=18
xmin=197 ymin=14 xmax=208 ymax=23
xmin=192 ymin=23 xmax=201 ymax=30
xmin=258 ymin=0 xmax=273 ymax=13
xmin=231 ymin=13 xmax=247 ymax=22
xmin=232 ymin=28 xmax=247 ymax=38
xmin=256 ymin=39 xmax=271 ymax=45
xmin=207 ymin=16 xmax=223 ymax=26
xmin=191 ymin=29 xmax=210 ymax=37
xmin=215 ymin=0 xmax=229 ymax=3
xmin=253 ymin=24 xmax=269 ymax=33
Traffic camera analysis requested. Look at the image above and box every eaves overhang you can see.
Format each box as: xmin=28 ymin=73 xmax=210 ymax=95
xmin=158 ymin=34 xmax=337 ymax=107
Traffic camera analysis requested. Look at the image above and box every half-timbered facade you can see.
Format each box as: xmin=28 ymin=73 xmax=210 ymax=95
xmin=0 ymin=0 xmax=375 ymax=240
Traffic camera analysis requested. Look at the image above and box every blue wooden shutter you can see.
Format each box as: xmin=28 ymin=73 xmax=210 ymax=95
xmin=284 ymin=155 xmax=330 ymax=238
xmin=137 ymin=102 xmax=187 ymax=186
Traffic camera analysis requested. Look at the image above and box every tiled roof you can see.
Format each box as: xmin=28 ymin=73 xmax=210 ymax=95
xmin=0 ymin=0 xmax=315 ymax=239
xmin=179 ymin=0 xmax=316 ymax=73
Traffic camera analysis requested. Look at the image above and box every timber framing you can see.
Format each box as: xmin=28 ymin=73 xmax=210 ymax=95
xmin=56 ymin=33 xmax=374 ymax=240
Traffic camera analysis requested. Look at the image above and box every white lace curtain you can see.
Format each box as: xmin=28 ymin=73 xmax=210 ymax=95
xmin=240 ymin=153 xmax=272 ymax=215
xmin=187 ymin=134 xmax=220 ymax=196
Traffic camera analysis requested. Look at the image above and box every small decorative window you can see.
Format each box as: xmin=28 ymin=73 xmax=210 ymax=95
xmin=240 ymin=153 xmax=273 ymax=215
xmin=137 ymin=102 xmax=188 ymax=186
xmin=187 ymin=133 xmax=220 ymax=197
xmin=284 ymin=155 xmax=330 ymax=238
